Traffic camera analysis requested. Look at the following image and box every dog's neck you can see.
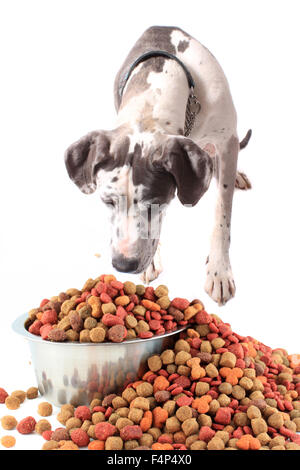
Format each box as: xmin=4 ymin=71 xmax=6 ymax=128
xmin=115 ymin=59 xmax=190 ymax=137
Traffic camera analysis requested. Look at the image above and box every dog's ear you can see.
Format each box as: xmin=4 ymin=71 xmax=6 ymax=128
xmin=64 ymin=130 xmax=110 ymax=194
xmin=159 ymin=136 xmax=213 ymax=206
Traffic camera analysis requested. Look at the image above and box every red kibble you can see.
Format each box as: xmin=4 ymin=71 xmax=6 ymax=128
xmin=17 ymin=416 xmax=36 ymax=434
xmin=176 ymin=395 xmax=193 ymax=407
xmin=70 ymin=428 xmax=90 ymax=447
xmin=95 ymin=422 xmax=116 ymax=440
xmin=110 ymin=280 xmax=124 ymax=290
xmin=102 ymin=314 xmax=124 ymax=327
xmin=42 ymin=430 xmax=53 ymax=441
xmin=28 ymin=320 xmax=43 ymax=336
xmin=149 ymin=320 xmax=161 ymax=331
xmin=195 ymin=310 xmax=211 ymax=325
xmin=40 ymin=323 xmax=53 ymax=340
xmin=100 ymin=292 xmax=112 ymax=303
xmin=158 ymin=434 xmax=173 ymax=444
xmin=116 ymin=306 xmax=127 ymax=319
xmin=139 ymin=331 xmax=154 ymax=339
xmin=40 ymin=299 xmax=50 ymax=308
xmin=215 ymin=407 xmax=232 ymax=425
xmin=74 ymin=405 xmax=92 ymax=421
xmin=170 ymin=298 xmax=190 ymax=310
xmin=0 ymin=387 xmax=9 ymax=403
xmin=41 ymin=309 xmax=57 ymax=325
xmin=171 ymin=386 xmax=183 ymax=395
xmin=120 ymin=425 xmax=143 ymax=441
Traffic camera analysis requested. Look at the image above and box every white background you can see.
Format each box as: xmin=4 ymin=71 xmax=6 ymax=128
xmin=0 ymin=0 xmax=299 ymax=450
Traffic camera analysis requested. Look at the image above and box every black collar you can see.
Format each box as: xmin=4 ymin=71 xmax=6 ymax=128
xmin=118 ymin=50 xmax=196 ymax=101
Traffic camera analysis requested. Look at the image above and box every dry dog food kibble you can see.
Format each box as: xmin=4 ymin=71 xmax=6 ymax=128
xmin=17 ymin=416 xmax=36 ymax=434
xmin=1 ymin=435 xmax=16 ymax=448
xmin=41 ymin=299 xmax=300 ymax=451
xmin=37 ymin=402 xmax=53 ymax=417
xmin=1 ymin=415 xmax=18 ymax=430
xmin=25 ymin=275 xmax=194 ymax=343
xmin=4 ymin=279 xmax=299 ymax=451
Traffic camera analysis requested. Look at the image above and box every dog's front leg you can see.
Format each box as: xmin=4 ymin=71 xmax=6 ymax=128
xmin=205 ymin=135 xmax=239 ymax=305
xmin=140 ymin=242 xmax=163 ymax=284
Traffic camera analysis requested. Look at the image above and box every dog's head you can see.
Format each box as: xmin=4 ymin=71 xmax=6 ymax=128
xmin=65 ymin=128 xmax=213 ymax=273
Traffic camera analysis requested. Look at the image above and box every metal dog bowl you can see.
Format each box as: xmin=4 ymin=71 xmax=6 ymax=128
xmin=12 ymin=313 xmax=187 ymax=407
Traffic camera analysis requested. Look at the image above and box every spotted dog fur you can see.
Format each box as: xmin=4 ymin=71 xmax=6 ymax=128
xmin=65 ymin=26 xmax=251 ymax=305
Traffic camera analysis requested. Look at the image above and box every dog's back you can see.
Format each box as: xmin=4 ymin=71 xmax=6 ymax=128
xmin=114 ymin=26 xmax=237 ymax=140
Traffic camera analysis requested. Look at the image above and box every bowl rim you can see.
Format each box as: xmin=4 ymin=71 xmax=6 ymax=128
xmin=12 ymin=313 xmax=188 ymax=347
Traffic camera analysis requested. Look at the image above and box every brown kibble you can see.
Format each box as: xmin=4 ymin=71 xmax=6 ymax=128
xmin=1 ymin=435 xmax=16 ymax=448
xmin=239 ymin=377 xmax=253 ymax=391
xmin=139 ymin=433 xmax=153 ymax=447
xmin=206 ymin=363 xmax=219 ymax=378
xmin=220 ymin=352 xmax=237 ymax=368
xmin=136 ymin=382 xmax=153 ymax=398
xmin=101 ymin=302 xmax=117 ymax=315
xmin=181 ymin=418 xmax=199 ymax=437
xmin=130 ymin=397 xmax=150 ymax=411
xmin=5 ymin=395 xmax=20 ymax=410
xmin=156 ymin=295 xmax=170 ymax=309
xmin=195 ymin=382 xmax=210 ymax=396
xmin=52 ymin=427 xmax=70 ymax=441
xmin=84 ymin=317 xmax=98 ymax=330
xmin=247 ymin=405 xmax=261 ymax=420
xmin=38 ymin=401 xmax=53 ymax=417
xmin=66 ymin=417 xmax=83 ymax=431
xmin=123 ymin=281 xmax=137 ymax=295
xmin=233 ymin=412 xmax=249 ymax=427
xmin=268 ymin=412 xmax=284 ymax=429
xmin=1 ymin=415 xmax=17 ymax=430
xmin=90 ymin=327 xmax=106 ymax=343
xmin=160 ymin=350 xmax=175 ymax=365
xmin=128 ymin=408 xmax=143 ymax=424
xmin=26 ymin=387 xmax=39 ymax=400
xmin=92 ymin=412 xmax=105 ymax=425
xmin=207 ymin=437 xmax=225 ymax=450
xmin=176 ymin=406 xmax=193 ymax=422
xmin=11 ymin=390 xmax=26 ymax=404
xmin=175 ymin=339 xmax=190 ymax=353
xmin=165 ymin=416 xmax=181 ymax=433
xmin=257 ymin=432 xmax=271 ymax=446
xmin=35 ymin=419 xmax=51 ymax=434
xmin=79 ymin=329 xmax=91 ymax=342
xmin=42 ymin=440 xmax=60 ymax=450
xmin=175 ymin=350 xmax=191 ymax=365
xmin=48 ymin=328 xmax=67 ymax=342
xmin=147 ymin=355 xmax=162 ymax=372
xmin=251 ymin=417 xmax=268 ymax=435
xmin=116 ymin=417 xmax=134 ymax=430
xmin=125 ymin=315 xmax=138 ymax=329
xmin=190 ymin=440 xmax=207 ymax=450
xmin=211 ymin=338 xmax=226 ymax=349
xmin=105 ymin=436 xmax=123 ymax=450
xmin=57 ymin=410 xmax=74 ymax=425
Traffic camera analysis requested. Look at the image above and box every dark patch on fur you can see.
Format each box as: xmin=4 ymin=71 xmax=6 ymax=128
xmin=177 ymin=40 xmax=189 ymax=52
xmin=114 ymin=26 xmax=186 ymax=110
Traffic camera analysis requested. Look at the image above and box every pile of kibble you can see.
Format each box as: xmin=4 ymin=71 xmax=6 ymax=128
xmin=4 ymin=283 xmax=298 ymax=450
xmin=25 ymin=274 xmax=201 ymax=343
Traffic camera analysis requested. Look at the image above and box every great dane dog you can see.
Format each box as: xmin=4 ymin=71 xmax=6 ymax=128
xmin=65 ymin=26 xmax=251 ymax=305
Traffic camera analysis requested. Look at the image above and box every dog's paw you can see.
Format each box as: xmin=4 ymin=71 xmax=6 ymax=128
xmin=140 ymin=262 xmax=162 ymax=284
xmin=204 ymin=262 xmax=236 ymax=306
xmin=140 ymin=256 xmax=163 ymax=284
xmin=235 ymin=171 xmax=252 ymax=190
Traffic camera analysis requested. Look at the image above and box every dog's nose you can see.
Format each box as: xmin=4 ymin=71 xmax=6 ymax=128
xmin=112 ymin=254 xmax=140 ymax=273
